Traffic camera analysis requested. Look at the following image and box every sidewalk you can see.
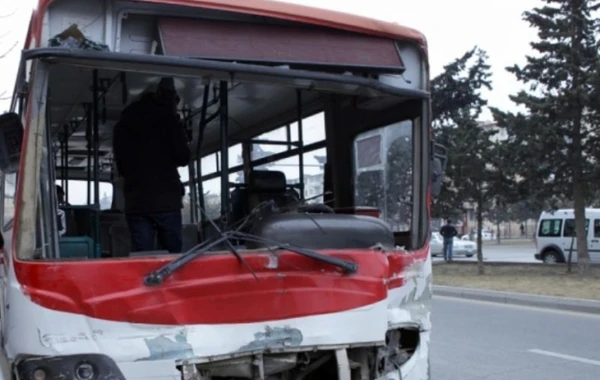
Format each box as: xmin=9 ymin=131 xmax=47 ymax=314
xmin=477 ymin=238 xmax=534 ymax=246
xmin=434 ymin=285 xmax=600 ymax=315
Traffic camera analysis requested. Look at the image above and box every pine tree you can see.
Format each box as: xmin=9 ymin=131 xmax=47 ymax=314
xmin=493 ymin=0 xmax=600 ymax=274
xmin=431 ymin=48 xmax=492 ymax=220
xmin=431 ymin=47 xmax=512 ymax=274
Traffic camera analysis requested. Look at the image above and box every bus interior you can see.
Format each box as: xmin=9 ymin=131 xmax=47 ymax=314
xmin=3 ymin=18 xmax=431 ymax=261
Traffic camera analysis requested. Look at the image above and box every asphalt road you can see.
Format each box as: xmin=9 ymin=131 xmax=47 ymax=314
xmin=430 ymin=296 xmax=600 ymax=380
xmin=432 ymin=243 xmax=538 ymax=263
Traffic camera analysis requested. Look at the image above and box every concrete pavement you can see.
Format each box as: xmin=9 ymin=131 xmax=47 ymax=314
xmin=431 ymin=296 xmax=600 ymax=380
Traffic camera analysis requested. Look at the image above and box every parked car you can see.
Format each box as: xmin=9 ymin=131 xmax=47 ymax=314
xmin=431 ymin=232 xmax=477 ymax=258
xmin=460 ymin=230 xmax=494 ymax=241
xmin=534 ymin=208 xmax=600 ymax=264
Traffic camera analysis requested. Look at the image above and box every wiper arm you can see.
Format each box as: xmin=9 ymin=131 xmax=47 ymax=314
xmin=143 ymin=202 xmax=359 ymax=286
xmin=231 ymin=231 xmax=359 ymax=274
xmin=144 ymin=233 xmax=232 ymax=286
xmin=145 ymin=208 xmax=259 ymax=287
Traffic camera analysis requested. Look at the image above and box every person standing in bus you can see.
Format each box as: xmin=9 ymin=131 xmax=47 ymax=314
xmin=113 ymin=77 xmax=191 ymax=253
xmin=440 ymin=219 xmax=458 ymax=262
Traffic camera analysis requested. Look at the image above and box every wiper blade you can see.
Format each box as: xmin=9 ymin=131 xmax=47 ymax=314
xmin=145 ymin=208 xmax=259 ymax=287
xmin=231 ymin=231 xmax=359 ymax=275
xmin=143 ymin=201 xmax=359 ymax=286
xmin=144 ymin=233 xmax=232 ymax=286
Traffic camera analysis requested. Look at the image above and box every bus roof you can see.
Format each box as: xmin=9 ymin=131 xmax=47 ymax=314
xmin=28 ymin=0 xmax=426 ymax=50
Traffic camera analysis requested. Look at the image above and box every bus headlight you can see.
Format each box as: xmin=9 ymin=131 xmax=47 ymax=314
xmin=75 ymin=363 xmax=95 ymax=380
xmin=32 ymin=368 xmax=46 ymax=380
xmin=15 ymin=354 xmax=125 ymax=380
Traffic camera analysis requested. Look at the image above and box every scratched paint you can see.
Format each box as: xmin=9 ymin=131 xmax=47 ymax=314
xmin=387 ymin=255 xmax=432 ymax=331
xmin=137 ymin=330 xmax=194 ymax=361
xmin=266 ymin=254 xmax=279 ymax=269
xmin=238 ymin=326 xmax=303 ymax=352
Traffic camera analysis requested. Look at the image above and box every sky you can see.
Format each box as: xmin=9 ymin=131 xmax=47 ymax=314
xmin=0 ymin=0 xmax=542 ymax=116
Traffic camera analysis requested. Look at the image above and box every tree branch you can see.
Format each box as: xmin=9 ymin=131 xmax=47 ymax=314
xmin=0 ymin=8 xmax=18 ymax=19
xmin=0 ymin=40 xmax=18 ymax=59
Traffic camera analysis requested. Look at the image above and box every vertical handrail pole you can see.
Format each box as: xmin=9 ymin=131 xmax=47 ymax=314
xmin=92 ymin=70 xmax=101 ymax=255
xmin=59 ymin=128 xmax=65 ymax=190
xmin=219 ymin=81 xmax=229 ymax=227
xmin=92 ymin=70 xmax=100 ymax=207
xmin=85 ymin=103 xmax=92 ymax=205
xmin=63 ymin=124 xmax=69 ymax=203
xmin=196 ymin=84 xmax=210 ymax=224
xmin=296 ymin=90 xmax=305 ymax=199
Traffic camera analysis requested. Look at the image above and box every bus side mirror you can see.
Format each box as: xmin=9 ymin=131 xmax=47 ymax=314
xmin=432 ymin=143 xmax=447 ymax=198
xmin=0 ymin=112 xmax=24 ymax=173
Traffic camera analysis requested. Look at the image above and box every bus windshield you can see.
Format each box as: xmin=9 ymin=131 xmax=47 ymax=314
xmin=8 ymin=13 xmax=429 ymax=262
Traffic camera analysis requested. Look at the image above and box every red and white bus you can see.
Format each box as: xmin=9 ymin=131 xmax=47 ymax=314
xmin=0 ymin=1 xmax=443 ymax=379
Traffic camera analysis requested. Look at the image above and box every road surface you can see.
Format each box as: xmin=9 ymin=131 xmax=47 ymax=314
xmin=432 ymin=243 xmax=537 ymax=263
xmin=430 ymin=296 xmax=600 ymax=380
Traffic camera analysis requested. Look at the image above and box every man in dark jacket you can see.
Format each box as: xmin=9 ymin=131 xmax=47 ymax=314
xmin=113 ymin=77 xmax=191 ymax=253
xmin=439 ymin=219 xmax=458 ymax=262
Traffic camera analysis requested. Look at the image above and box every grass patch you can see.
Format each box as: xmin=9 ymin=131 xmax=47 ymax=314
xmin=433 ymin=263 xmax=600 ymax=300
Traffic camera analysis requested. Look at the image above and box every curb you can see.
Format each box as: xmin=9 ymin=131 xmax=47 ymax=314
xmin=433 ymin=285 xmax=600 ymax=315
xmin=431 ymin=261 xmax=543 ymax=266
xmin=481 ymin=240 xmax=534 ymax=247
xmin=431 ymin=261 xmax=600 ymax=268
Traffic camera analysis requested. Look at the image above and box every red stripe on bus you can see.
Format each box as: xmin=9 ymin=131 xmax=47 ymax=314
xmin=14 ymin=250 xmax=391 ymax=324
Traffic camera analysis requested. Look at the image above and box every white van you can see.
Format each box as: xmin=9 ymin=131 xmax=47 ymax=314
xmin=535 ymin=208 xmax=600 ymax=264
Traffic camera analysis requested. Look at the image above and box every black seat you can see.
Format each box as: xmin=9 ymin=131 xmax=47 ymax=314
xmin=230 ymin=170 xmax=299 ymax=226
xmin=60 ymin=205 xmax=98 ymax=238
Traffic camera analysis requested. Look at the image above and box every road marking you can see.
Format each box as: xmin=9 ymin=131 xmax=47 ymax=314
xmin=528 ymin=349 xmax=600 ymax=367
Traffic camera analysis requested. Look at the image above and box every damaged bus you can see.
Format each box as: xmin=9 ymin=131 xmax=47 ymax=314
xmin=0 ymin=0 xmax=446 ymax=379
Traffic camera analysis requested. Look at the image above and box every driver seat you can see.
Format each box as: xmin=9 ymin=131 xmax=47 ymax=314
xmin=230 ymin=170 xmax=299 ymax=227
xmin=247 ymin=171 xmax=299 ymax=211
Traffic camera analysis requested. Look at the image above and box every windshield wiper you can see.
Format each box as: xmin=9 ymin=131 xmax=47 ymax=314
xmin=145 ymin=210 xmax=258 ymax=286
xmin=144 ymin=232 xmax=232 ymax=286
xmin=230 ymin=231 xmax=358 ymax=274
xmin=144 ymin=229 xmax=358 ymax=286
xmin=144 ymin=204 xmax=359 ymax=286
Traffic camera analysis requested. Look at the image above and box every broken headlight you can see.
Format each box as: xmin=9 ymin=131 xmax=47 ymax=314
xmin=15 ymin=354 xmax=126 ymax=380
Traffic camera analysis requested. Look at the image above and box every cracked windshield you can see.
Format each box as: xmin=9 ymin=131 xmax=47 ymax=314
xmin=0 ymin=1 xmax=599 ymax=380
